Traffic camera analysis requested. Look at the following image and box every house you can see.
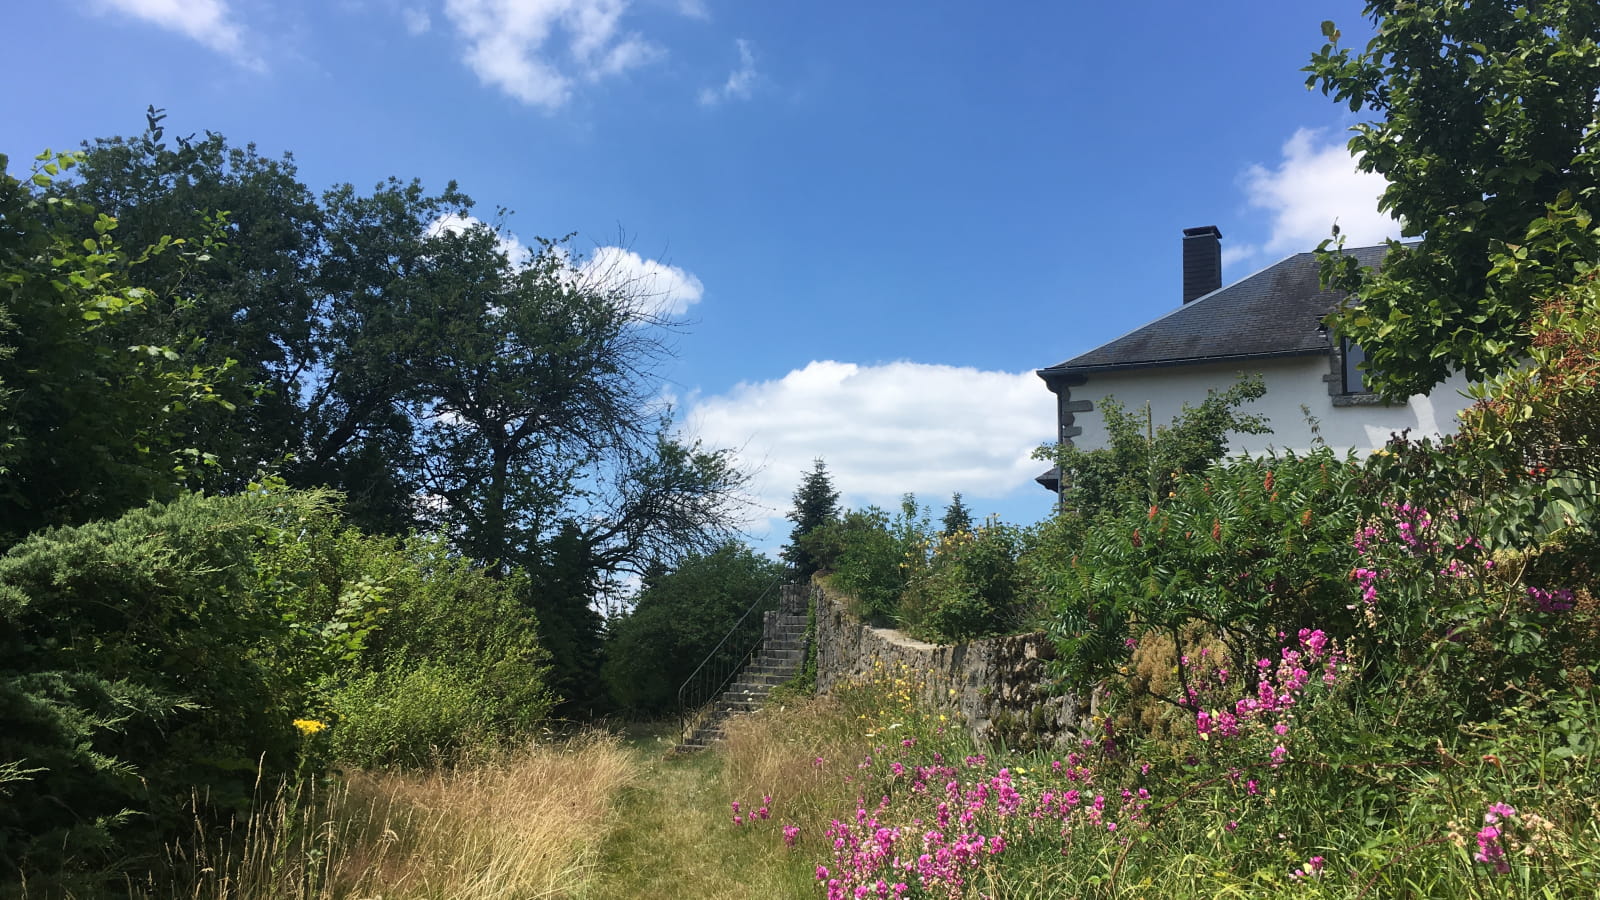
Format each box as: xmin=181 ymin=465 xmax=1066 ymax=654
xmin=1034 ymin=226 xmax=1473 ymax=493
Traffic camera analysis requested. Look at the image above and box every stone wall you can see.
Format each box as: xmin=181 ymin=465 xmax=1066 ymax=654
xmin=812 ymin=582 xmax=1084 ymax=749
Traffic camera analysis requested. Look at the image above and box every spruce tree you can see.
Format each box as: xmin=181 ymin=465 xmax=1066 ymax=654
xmin=782 ymin=458 xmax=840 ymax=580
xmin=940 ymin=492 xmax=973 ymax=536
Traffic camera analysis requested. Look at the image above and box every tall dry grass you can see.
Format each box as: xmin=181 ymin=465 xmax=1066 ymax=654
xmin=162 ymin=733 xmax=634 ymax=900
xmin=719 ymin=696 xmax=862 ymax=827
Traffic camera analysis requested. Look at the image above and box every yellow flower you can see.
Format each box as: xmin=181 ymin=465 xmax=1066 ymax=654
xmin=293 ymin=718 xmax=327 ymax=736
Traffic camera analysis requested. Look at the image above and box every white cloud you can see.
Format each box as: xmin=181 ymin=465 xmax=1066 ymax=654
xmin=683 ymin=361 xmax=1054 ymax=539
xmin=99 ymin=0 xmax=259 ymax=66
xmin=580 ymin=246 xmax=704 ymax=317
xmin=425 ymin=212 xmax=530 ymax=264
xmin=1228 ymin=128 xmax=1399 ymax=265
xmin=424 ymin=217 xmax=702 ymax=318
xmin=676 ymin=0 xmax=709 ymax=20
xmin=442 ymin=0 xmax=663 ymax=109
xmin=699 ymin=37 xmax=756 ymax=106
xmin=402 ymin=6 xmax=431 ymax=34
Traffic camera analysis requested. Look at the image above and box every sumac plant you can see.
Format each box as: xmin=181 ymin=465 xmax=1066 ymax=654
xmin=1046 ymin=447 xmax=1364 ymax=706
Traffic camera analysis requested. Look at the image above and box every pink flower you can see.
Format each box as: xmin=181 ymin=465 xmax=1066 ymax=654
xmin=784 ymin=825 xmax=800 ymax=847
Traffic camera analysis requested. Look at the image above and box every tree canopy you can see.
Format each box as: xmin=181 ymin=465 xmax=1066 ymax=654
xmin=29 ymin=109 xmax=748 ymax=584
xmin=1308 ymin=1 xmax=1600 ymax=397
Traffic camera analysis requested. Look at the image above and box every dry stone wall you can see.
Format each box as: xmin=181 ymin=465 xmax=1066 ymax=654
xmin=812 ymin=582 xmax=1085 ymax=750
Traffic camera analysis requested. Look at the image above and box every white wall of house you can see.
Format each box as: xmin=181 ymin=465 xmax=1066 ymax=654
xmin=1068 ymin=357 xmax=1475 ymax=456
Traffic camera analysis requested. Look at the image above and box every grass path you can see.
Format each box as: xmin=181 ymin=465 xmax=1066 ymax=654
xmin=583 ymin=728 xmax=814 ymax=899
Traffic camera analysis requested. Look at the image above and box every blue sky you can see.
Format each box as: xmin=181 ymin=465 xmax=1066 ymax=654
xmin=2 ymin=0 xmax=1403 ymax=547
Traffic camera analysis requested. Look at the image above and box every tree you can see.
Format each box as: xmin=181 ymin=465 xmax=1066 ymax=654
xmin=1041 ymin=375 xmax=1271 ymax=523
xmin=782 ymin=458 xmax=840 ymax=579
xmin=0 ymin=150 xmax=240 ymax=548
xmin=1307 ymin=3 xmax=1600 ymax=397
xmin=59 ymin=114 xmax=750 ymax=578
xmin=67 ymin=108 xmax=322 ymax=495
xmin=940 ymin=492 xmax=974 ymax=536
xmin=601 ymin=542 xmax=785 ymax=714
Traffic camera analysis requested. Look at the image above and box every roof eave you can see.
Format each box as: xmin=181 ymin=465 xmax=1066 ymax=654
xmin=1038 ymin=346 xmax=1329 ymax=379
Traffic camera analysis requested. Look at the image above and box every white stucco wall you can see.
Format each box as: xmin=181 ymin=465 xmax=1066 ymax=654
xmin=1068 ymin=357 xmax=1474 ymax=456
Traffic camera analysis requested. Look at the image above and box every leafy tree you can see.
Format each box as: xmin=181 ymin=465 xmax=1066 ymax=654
xmin=66 ymin=108 xmax=321 ymax=494
xmin=1040 ymin=375 xmax=1271 ymax=523
xmin=782 ymin=458 xmax=840 ymax=579
xmin=602 ymin=542 xmax=785 ymax=714
xmin=940 ymin=492 xmax=974 ymax=536
xmin=0 ymin=150 xmax=240 ymax=548
xmin=1307 ymin=3 xmax=1600 ymax=396
xmin=802 ymin=497 xmax=930 ymax=626
xmin=60 ymin=114 xmax=749 ymax=579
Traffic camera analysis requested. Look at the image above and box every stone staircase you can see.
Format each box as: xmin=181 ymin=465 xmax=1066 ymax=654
xmin=676 ymin=586 xmax=808 ymax=752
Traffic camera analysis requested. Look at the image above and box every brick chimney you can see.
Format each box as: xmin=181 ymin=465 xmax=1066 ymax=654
xmin=1182 ymin=225 xmax=1223 ymax=304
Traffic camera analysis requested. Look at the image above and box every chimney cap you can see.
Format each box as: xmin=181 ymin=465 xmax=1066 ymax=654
xmin=1183 ymin=225 xmax=1223 ymax=239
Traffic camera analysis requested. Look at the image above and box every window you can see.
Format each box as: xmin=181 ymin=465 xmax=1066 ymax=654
xmin=1340 ymin=337 xmax=1369 ymax=395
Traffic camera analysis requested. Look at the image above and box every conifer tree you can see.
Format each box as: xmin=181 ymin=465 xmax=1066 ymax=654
xmin=782 ymin=458 xmax=840 ymax=580
xmin=940 ymin=492 xmax=973 ymax=536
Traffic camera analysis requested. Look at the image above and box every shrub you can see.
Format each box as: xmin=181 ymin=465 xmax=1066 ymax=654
xmin=602 ymin=542 xmax=784 ymax=715
xmin=0 ymin=492 xmax=313 ymax=884
xmin=258 ymin=524 xmax=555 ymax=767
xmin=1046 ymin=447 xmax=1365 ymax=704
xmin=803 ymin=500 xmax=928 ymax=625
xmin=902 ymin=520 xmax=1025 ymax=643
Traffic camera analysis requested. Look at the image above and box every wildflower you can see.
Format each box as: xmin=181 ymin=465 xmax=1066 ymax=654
xmin=784 ymin=824 xmax=800 ymax=847
xmin=1290 ymin=855 xmax=1326 ymax=880
xmin=292 ymin=718 xmax=327 ymax=736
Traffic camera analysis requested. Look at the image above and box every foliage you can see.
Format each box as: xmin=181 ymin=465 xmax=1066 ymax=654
xmin=1308 ymin=2 xmax=1600 ymax=396
xmin=1039 ymin=374 xmax=1270 ymax=523
xmin=0 ymin=492 xmax=314 ymax=882
xmin=783 ymin=458 xmax=841 ymax=581
xmin=1046 ymin=447 xmax=1365 ymax=700
xmin=59 ymin=112 xmax=749 ymax=582
xmin=602 ymin=542 xmax=785 ymax=715
xmin=901 ymin=519 xmax=1027 ymax=643
xmin=804 ymin=497 xmax=929 ymax=626
xmin=254 ymin=520 xmax=555 ymax=766
xmin=66 ymin=108 xmax=322 ymax=500
xmin=0 ymin=488 xmax=558 ymax=889
xmin=1451 ymin=270 xmax=1600 ymax=524
xmin=0 ymin=150 xmax=241 ymax=549
xmin=939 ymin=492 xmax=973 ymax=537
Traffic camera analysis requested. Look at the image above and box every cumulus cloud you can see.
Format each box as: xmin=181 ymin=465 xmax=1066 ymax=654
xmin=1225 ymin=128 xmax=1400 ymax=267
xmin=682 ymin=361 xmax=1054 ymax=539
xmin=99 ymin=0 xmax=258 ymax=66
xmin=580 ymin=246 xmax=704 ymax=317
xmin=442 ymin=0 xmax=663 ymax=109
xmin=425 ymin=212 xmax=530 ymax=264
xmin=698 ymin=37 xmax=756 ymax=106
xmin=424 ymin=216 xmax=703 ymax=317
xmin=676 ymin=0 xmax=710 ymax=20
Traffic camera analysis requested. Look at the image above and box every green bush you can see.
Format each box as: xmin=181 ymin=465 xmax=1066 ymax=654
xmin=0 ymin=492 xmax=311 ymax=884
xmin=325 ymin=663 xmax=495 ymax=768
xmin=1047 ymin=447 xmax=1365 ymax=700
xmin=257 ymin=522 xmax=555 ymax=767
xmin=902 ymin=520 xmax=1025 ymax=642
xmin=802 ymin=500 xmax=927 ymax=625
xmin=602 ymin=542 xmax=784 ymax=715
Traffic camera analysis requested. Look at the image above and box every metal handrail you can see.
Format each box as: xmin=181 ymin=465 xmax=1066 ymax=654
xmin=676 ymin=574 xmax=787 ymax=745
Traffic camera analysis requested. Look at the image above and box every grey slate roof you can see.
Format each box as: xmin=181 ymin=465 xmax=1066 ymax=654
xmin=1038 ymin=244 xmax=1392 ymax=378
